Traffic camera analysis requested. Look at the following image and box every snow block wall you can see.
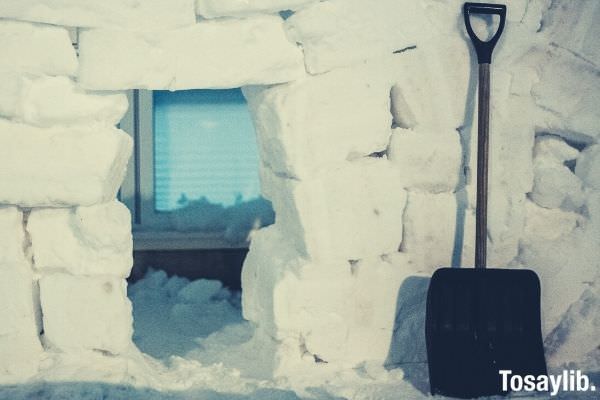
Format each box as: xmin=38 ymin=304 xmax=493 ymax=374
xmin=0 ymin=0 xmax=598 ymax=384
xmin=0 ymin=17 xmax=134 ymax=383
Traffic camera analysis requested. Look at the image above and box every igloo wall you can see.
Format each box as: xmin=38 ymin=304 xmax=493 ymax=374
xmin=0 ymin=0 xmax=598 ymax=387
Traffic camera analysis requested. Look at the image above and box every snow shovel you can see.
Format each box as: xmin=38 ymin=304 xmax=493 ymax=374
xmin=425 ymin=3 xmax=547 ymax=398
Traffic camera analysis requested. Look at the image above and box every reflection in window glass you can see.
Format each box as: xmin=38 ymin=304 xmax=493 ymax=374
xmin=153 ymin=89 xmax=274 ymax=242
xmin=153 ymin=89 xmax=262 ymax=211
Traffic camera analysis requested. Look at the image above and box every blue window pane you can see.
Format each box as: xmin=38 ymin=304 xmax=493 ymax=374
xmin=153 ymin=89 xmax=263 ymax=212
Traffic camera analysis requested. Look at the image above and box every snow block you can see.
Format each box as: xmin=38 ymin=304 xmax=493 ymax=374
xmin=388 ymin=128 xmax=462 ymax=194
xmin=530 ymin=136 xmax=584 ymax=211
xmin=0 ymin=68 xmax=23 ymax=118
xmin=0 ymin=0 xmax=195 ymax=31
xmin=196 ymin=0 xmax=317 ymax=18
xmin=78 ymin=16 xmax=305 ymax=90
xmin=40 ymin=274 xmax=133 ymax=354
xmin=244 ymin=58 xmax=394 ymax=179
xmin=402 ymin=189 xmax=521 ymax=271
xmin=242 ymin=225 xmax=422 ymax=368
xmin=263 ymin=158 xmax=407 ymax=261
xmin=0 ymin=20 xmax=77 ymax=76
xmin=0 ymin=265 xmax=43 ymax=382
xmin=0 ymin=207 xmax=43 ymax=382
xmin=390 ymin=47 xmax=465 ymax=132
xmin=0 ymin=75 xmax=127 ymax=127
xmin=0 ymin=206 xmax=28 ymax=265
xmin=576 ymin=144 xmax=600 ymax=190
xmin=520 ymin=194 xmax=600 ymax=336
xmin=0 ymin=119 xmax=132 ymax=207
xmin=531 ymin=159 xmax=585 ymax=211
xmin=285 ymin=0 xmax=419 ymax=74
xmin=541 ymin=0 xmax=600 ymax=66
xmin=545 ymin=277 xmax=600 ymax=369
xmin=533 ymin=47 xmax=600 ymax=143
xmin=402 ymin=192 xmax=462 ymax=271
xmin=534 ymin=135 xmax=579 ymax=162
xmin=27 ymin=201 xmax=133 ymax=278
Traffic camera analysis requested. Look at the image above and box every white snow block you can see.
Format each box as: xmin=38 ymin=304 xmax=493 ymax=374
xmin=533 ymin=135 xmax=579 ymax=163
xmin=401 ymin=192 xmax=465 ymax=271
xmin=263 ymin=158 xmax=407 ymax=261
xmin=196 ymin=0 xmax=317 ymax=18
xmin=242 ymin=225 xmax=421 ymax=367
xmin=544 ymin=277 xmax=600 ymax=369
xmin=27 ymin=201 xmax=133 ymax=278
xmin=388 ymin=128 xmax=462 ymax=193
xmin=576 ymin=144 xmax=600 ymax=190
xmin=531 ymin=159 xmax=585 ymax=211
xmin=0 ymin=20 xmax=77 ymax=76
xmin=0 ymin=68 xmax=23 ymax=118
xmin=530 ymin=136 xmax=584 ymax=210
xmin=533 ymin=47 xmax=600 ymax=143
xmin=78 ymin=16 xmax=305 ymax=90
xmin=0 ymin=206 xmax=28 ymax=265
xmin=0 ymin=207 xmax=43 ymax=382
xmin=0 ymin=0 xmax=195 ymax=31
xmin=285 ymin=0 xmax=419 ymax=74
xmin=0 ymin=266 xmax=43 ymax=382
xmin=244 ymin=58 xmax=394 ymax=179
xmin=40 ymin=274 xmax=133 ymax=354
xmin=390 ymin=46 xmax=466 ymax=132
xmin=402 ymin=190 xmax=520 ymax=271
xmin=541 ymin=0 xmax=600 ymax=66
xmin=0 ymin=119 xmax=132 ymax=207
xmin=520 ymin=195 xmax=600 ymax=336
xmin=0 ymin=75 xmax=128 ymax=127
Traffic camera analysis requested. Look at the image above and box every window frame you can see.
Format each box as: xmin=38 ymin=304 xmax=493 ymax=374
xmin=119 ymin=89 xmax=254 ymax=251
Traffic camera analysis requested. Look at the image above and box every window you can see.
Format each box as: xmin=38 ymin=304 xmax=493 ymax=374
xmin=119 ymin=89 xmax=274 ymax=250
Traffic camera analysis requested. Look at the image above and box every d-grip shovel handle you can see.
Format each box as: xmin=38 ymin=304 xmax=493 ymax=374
xmin=463 ymin=3 xmax=506 ymax=269
xmin=463 ymin=2 xmax=506 ymax=64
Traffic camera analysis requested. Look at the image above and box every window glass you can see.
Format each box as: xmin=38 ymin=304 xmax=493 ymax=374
xmin=153 ymin=89 xmax=273 ymax=240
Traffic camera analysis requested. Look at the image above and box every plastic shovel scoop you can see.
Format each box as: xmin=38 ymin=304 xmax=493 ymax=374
xmin=425 ymin=3 xmax=547 ymax=398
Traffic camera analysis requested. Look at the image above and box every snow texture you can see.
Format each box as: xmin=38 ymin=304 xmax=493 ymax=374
xmin=0 ymin=0 xmax=196 ymax=31
xmin=242 ymin=226 xmax=425 ymax=370
xmin=0 ymin=20 xmax=76 ymax=76
xmin=0 ymin=0 xmax=599 ymax=394
xmin=0 ymin=119 xmax=132 ymax=207
xmin=27 ymin=201 xmax=133 ymax=278
xmin=388 ymin=129 xmax=462 ymax=194
xmin=532 ymin=46 xmax=600 ymax=143
xmin=576 ymin=144 xmax=600 ymax=190
xmin=261 ymin=158 xmax=406 ymax=262
xmin=40 ymin=274 xmax=133 ymax=355
xmin=0 ymin=207 xmax=43 ymax=383
xmin=78 ymin=16 xmax=305 ymax=90
xmin=195 ymin=0 xmax=318 ymax=18
xmin=244 ymin=57 xmax=394 ymax=179
xmin=0 ymin=75 xmax=128 ymax=127
xmin=285 ymin=0 xmax=417 ymax=74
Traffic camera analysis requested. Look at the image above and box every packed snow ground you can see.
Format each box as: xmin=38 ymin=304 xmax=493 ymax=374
xmin=0 ymin=269 xmax=597 ymax=400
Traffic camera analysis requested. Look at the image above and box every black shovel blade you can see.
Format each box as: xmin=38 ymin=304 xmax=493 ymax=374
xmin=426 ymin=268 xmax=547 ymax=398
